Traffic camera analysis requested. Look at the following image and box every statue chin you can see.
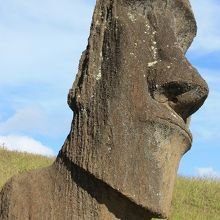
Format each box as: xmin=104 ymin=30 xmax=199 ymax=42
xmin=73 ymin=118 xmax=192 ymax=218
xmin=134 ymin=121 xmax=192 ymax=217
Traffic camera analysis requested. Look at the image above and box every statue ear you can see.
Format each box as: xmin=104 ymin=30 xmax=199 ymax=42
xmin=67 ymin=50 xmax=88 ymax=113
xmin=67 ymin=88 xmax=76 ymax=112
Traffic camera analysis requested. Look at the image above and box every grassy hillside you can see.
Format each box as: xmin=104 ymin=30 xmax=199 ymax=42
xmin=0 ymin=147 xmax=54 ymax=188
xmin=168 ymin=177 xmax=220 ymax=220
xmin=0 ymin=147 xmax=219 ymax=220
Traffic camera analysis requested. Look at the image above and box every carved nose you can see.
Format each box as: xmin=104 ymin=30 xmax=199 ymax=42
xmin=149 ymin=56 xmax=209 ymax=122
xmin=157 ymin=81 xmax=208 ymax=121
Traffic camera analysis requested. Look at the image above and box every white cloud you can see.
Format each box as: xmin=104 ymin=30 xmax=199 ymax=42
xmin=196 ymin=167 xmax=220 ymax=179
xmin=0 ymin=105 xmax=71 ymax=138
xmin=0 ymin=135 xmax=54 ymax=156
xmin=0 ymin=106 xmax=46 ymax=134
xmin=190 ymin=0 xmax=220 ymax=54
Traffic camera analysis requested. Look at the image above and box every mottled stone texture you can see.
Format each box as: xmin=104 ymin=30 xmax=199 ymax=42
xmin=0 ymin=0 xmax=208 ymax=219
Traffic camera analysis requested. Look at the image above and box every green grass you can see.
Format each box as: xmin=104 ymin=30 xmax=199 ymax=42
xmin=167 ymin=177 xmax=220 ymax=220
xmin=0 ymin=147 xmax=219 ymax=219
xmin=0 ymin=147 xmax=54 ymax=188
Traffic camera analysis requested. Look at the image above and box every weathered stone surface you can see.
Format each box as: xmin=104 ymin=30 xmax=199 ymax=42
xmin=0 ymin=0 xmax=208 ymax=219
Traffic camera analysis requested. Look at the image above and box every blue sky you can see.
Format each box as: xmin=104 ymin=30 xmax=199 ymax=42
xmin=0 ymin=0 xmax=219 ymax=178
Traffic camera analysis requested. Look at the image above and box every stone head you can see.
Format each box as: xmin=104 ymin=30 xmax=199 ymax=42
xmin=65 ymin=0 xmax=208 ymax=218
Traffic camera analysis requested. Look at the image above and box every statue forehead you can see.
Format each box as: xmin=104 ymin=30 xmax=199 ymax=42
xmin=124 ymin=0 xmax=197 ymax=51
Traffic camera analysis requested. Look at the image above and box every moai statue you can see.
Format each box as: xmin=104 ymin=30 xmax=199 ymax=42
xmin=0 ymin=0 xmax=208 ymax=219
